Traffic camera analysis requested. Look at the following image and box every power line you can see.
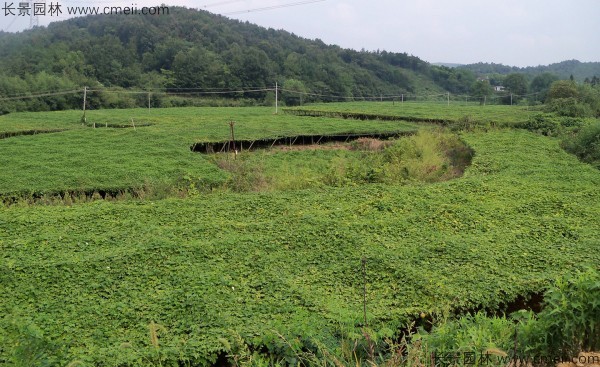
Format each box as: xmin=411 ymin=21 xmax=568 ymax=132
xmin=164 ymin=88 xmax=275 ymax=95
xmin=201 ymin=0 xmax=246 ymax=8
xmin=222 ymin=0 xmax=326 ymax=15
xmin=3 ymin=15 xmax=19 ymax=32
xmin=0 ymin=90 xmax=81 ymax=101
xmin=0 ymin=85 xmax=541 ymax=109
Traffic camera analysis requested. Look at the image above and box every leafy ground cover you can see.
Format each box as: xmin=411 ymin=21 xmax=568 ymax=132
xmin=0 ymin=107 xmax=420 ymax=199
xmin=285 ymin=101 xmax=541 ymax=126
xmin=1 ymin=129 xmax=599 ymax=365
xmin=0 ymin=107 xmax=419 ymax=140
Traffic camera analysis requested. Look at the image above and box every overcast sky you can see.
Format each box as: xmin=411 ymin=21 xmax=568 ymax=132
xmin=2 ymin=0 xmax=599 ymax=67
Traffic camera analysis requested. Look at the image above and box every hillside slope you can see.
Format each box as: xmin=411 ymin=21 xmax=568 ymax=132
xmin=0 ymin=7 xmax=461 ymax=111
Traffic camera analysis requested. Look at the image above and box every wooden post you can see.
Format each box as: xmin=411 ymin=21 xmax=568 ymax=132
xmin=82 ymin=86 xmax=87 ymax=125
xmin=229 ymin=121 xmax=236 ymax=159
xmin=447 ymin=92 xmax=450 ymax=106
xmin=362 ymin=257 xmax=367 ymax=327
xmin=275 ymin=82 xmax=278 ymax=114
xmin=148 ymin=92 xmax=151 ymax=110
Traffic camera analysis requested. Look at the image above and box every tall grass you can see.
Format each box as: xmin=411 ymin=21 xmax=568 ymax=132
xmin=213 ymin=130 xmax=473 ymax=192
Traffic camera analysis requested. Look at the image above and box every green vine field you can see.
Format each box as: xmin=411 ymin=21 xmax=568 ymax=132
xmin=1 ymin=123 xmax=599 ymax=365
xmin=0 ymin=107 xmax=420 ymax=199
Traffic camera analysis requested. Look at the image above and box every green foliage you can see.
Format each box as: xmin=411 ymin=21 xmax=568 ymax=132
xmin=523 ymin=269 xmax=600 ymax=359
xmin=430 ymin=66 xmax=477 ymax=94
xmin=561 ymin=121 xmax=600 ymax=168
xmin=469 ymin=80 xmax=494 ymax=100
xmin=282 ymin=79 xmax=307 ymax=106
xmin=415 ymin=269 xmax=600 ymax=364
xmin=1 ymin=128 xmax=599 ymax=365
xmin=286 ymin=102 xmax=539 ymax=127
xmin=0 ymin=107 xmax=418 ymax=199
xmin=416 ymin=312 xmax=515 ymax=356
xmin=0 ymin=7 xmax=449 ymax=113
xmin=530 ymin=73 xmax=559 ymax=102
xmin=1 ymin=103 xmax=599 ymax=365
xmin=208 ymin=131 xmax=471 ymax=192
xmin=546 ymin=97 xmax=594 ymax=118
xmin=459 ymin=60 xmax=600 ymax=82
xmin=1 ymin=317 xmax=63 ymax=367
xmin=547 ymin=80 xmax=580 ymax=101
xmin=502 ymin=73 xmax=529 ymax=104
xmin=578 ymin=83 xmax=600 ymax=117
xmin=518 ymin=114 xmax=560 ymax=136
xmin=544 ymin=81 xmax=600 ymax=117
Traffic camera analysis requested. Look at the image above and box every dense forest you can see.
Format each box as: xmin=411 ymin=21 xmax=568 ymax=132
xmin=0 ymin=7 xmax=598 ymax=113
xmin=0 ymin=7 xmax=447 ymax=112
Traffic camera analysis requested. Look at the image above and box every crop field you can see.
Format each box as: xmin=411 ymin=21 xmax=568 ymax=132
xmin=1 ymin=104 xmax=599 ymax=366
xmin=0 ymin=107 xmax=420 ymax=199
xmin=285 ymin=101 xmax=541 ymax=126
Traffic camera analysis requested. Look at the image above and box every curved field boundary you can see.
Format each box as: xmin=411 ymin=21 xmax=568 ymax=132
xmin=190 ymin=130 xmax=416 ymax=153
xmin=84 ymin=122 xmax=154 ymax=129
xmin=0 ymin=129 xmax=66 ymax=139
xmin=284 ymin=108 xmax=452 ymax=124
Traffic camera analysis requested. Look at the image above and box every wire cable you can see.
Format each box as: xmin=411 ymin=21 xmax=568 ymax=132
xmin=201 ymin=0 xmax=246 ymax=8
xmin=0 ymin=90 xmax=81 ymax=101
xmin=222 ymin=0 xmax=326 ymax=15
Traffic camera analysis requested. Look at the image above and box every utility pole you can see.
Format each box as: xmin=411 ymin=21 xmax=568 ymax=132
xmin=275 ymin=82 xmax=278 ymax=114
xmin=82 ymin=86 xmax=87 ymax=125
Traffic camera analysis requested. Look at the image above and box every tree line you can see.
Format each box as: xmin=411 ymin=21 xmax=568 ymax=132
xmin=0 ymin=7 xmax=598 ymax=113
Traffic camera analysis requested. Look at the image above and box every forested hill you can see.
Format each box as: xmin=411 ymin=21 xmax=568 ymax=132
xmin=459 ymin=60 xmax=600 ymax=82
xmin=0 ymin=6 xmax=485 ymax=110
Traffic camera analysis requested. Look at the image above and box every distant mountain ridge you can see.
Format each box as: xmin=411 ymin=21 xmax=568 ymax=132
xmin=459 ymin=60 xmax=600 ymax=81
xmin=432 ymin=62 xmax=465 ymax=68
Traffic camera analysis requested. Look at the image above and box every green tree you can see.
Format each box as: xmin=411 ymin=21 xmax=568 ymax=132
xmin=470 ymin=80 xmax=493 ymax=103
xmin=547 ymin=80 xmax=579 ymax=101
xmin=545 ymin=80 xmax=599 ymax=117
xmin=530 ymin=72 xmax=559 ymax=102
xmin=504 ymin=73 xmax=528 ymax=96
xmin=171 ymin=47 xmax=226 ymax=89
xmin=282 ymin=78 xmax=307 ymax=106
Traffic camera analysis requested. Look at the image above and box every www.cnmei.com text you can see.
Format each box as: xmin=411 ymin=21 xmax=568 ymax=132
xmin=2 ymin=2 xmax=169 ymax=17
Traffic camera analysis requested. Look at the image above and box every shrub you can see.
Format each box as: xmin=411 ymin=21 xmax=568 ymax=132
xmin=561 ymin=121 xmax=600 ymax=169
xmin=545 ymin=97 xmax=594 ymax=118
xmin=518 ymin=268 xmax=600 ymax=360
xmin=415 ymin=268 xmax=600 ymax=364
xmin=518 ymin=114 xmax=560 ymax=136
